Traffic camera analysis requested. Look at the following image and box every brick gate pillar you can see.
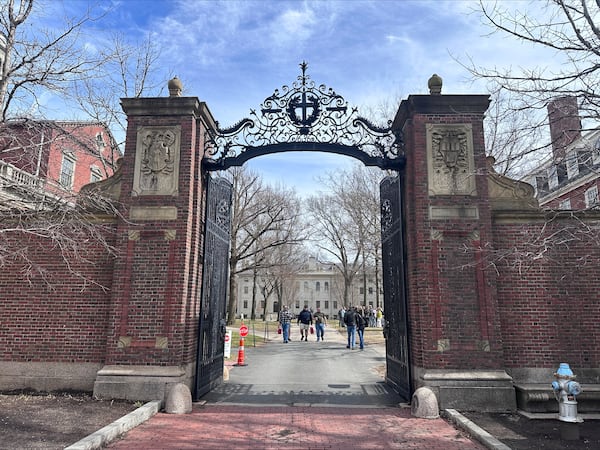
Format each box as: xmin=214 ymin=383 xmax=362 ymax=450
xmin=93 ymin=79 xmax=217 ymax=401
xmin=394 ymin=76 xmax=516 ymax=411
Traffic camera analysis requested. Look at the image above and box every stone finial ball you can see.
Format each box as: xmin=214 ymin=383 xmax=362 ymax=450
xmin=428 ymin=74 xmax=442 ymax=95
xmin=168 ymin=76 xmax=183 ymax=97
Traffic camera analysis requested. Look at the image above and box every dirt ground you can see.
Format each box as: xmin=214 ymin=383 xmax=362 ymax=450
xmin=0 ymin=391 xmax=137 ymax=450
xmin=463 ymin=412 xmax=600 ymax=450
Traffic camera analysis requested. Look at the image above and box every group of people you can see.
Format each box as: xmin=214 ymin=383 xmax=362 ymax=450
xmin=338 ymin=305 xmax=383 ymax=328
xmin=278 ymin=304 xmax=380 ymax=350
xmin=277 ymin=305 xmax=328 ymax=343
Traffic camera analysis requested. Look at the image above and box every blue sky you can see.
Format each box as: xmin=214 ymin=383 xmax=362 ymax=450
xmin=50 ymin=0 xmax=556 ymax=195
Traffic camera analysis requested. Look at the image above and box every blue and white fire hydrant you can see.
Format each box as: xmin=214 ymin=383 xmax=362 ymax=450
xmin=552 ymin=363 xmax=583 ymax=423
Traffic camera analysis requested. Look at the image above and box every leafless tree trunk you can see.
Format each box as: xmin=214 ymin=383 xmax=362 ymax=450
xmin=225 ymin=166 xmax=306 ymax=325
xmin=308 ymin=163 xmax=383 ymax=307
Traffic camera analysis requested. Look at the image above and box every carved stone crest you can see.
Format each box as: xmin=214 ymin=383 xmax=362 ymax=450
xmin=427 ymin=124 xmax=476 ymax=196
xmin=133 ymin=126 xmax=181 ymax=196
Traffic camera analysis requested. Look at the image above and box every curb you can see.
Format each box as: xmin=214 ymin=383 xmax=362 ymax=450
xmin=64 ymin=400 xmax=162 ymax=450
xmin=444 ymin=409 xmax=512 ymax=450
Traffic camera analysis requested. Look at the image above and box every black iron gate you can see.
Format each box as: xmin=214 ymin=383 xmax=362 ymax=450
xmin=380 ymin=174 xmax=411 ymax=400
xmin=194 ymin=175 xmax=232 ymax=399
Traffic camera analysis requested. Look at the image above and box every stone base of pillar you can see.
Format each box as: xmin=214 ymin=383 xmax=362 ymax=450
xmin=93 ymin=364 xmax=194 ymax=403
xmin=413 ymin=368 xmax=517 ymax=412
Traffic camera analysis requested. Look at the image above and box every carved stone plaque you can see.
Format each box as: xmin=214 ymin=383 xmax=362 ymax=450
xmin=426 ymin=124 xmax=476 ymax=196
xmin=133 ymin=126 xmax=181 ymax=196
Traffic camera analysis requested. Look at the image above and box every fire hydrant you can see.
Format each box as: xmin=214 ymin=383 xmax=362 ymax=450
xmin=552 ymin=363 xmax=583 ymax=423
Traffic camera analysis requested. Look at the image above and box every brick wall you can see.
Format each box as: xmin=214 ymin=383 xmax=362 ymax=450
xmin=0 ymin=221 xmax=117 ymax=363
xmin=492 ymin=213 xmax=600 ymax=379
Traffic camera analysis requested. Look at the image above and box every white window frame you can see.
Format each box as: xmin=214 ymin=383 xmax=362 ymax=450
xmin=60 ymin=152 xmax=76 ymax=188
xmin=593 ymin=138 xmax=600 ymax=165
xmin=558 ymin=198 xmax=571 ymax=210
xmin=566 ymin=151 xmax=579 ymax=179
xmin=548 ymin=165 xmax=559 ymax=190
xmin=96 ymin=132 xmax=105 ymax=148
xmin=585 ymin=185 xmax=599 ymax=208
xmin=90 ymin=165 xmax=102 ymax=183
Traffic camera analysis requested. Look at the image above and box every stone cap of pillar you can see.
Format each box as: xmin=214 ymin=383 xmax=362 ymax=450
xmin=121 ymin=97 xmax=217 ymax=131
xmin=393 ymin=94 xmax=490 ymax=130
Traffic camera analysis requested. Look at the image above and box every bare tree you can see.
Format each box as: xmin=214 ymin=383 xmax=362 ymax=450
xmin=484 ymin=88 xmax=549 ymax=177
xmin=71 ymin=33 xmax=168 ymax=147
xmin=254 ymin=240 xmax=308 ymax=320
xmin=0 ymin=1 xmax=166 ymax=288
xmin=466 ymin=0 xmax=600 ymax=125
xmin=453 ymin=1 xmax=600 ymax=179
xmin=308 ymin=163 xmax=384 ymax=307
xmin=225 ymin=166 xmax=306 ymax=324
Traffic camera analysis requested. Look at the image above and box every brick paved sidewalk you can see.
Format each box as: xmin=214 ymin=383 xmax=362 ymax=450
xmin=107 ymin=404 xmax=485 ymax=449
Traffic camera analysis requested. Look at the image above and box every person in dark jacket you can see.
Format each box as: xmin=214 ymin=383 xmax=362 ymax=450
xmin=343 ymin=306 xmax=357 ymax=349
xmin=297 ymin=305 xmax=313 ymax=341
xmin=355 ymin=307 xmax=366 ymax=349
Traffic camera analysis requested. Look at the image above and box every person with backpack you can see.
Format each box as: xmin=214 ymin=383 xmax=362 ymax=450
xmin=355 ymin=307 xmax=366 ymax=350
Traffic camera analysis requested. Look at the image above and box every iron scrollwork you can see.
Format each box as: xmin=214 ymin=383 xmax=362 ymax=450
xmin=203 ymin=62 xmax=404 ymax=170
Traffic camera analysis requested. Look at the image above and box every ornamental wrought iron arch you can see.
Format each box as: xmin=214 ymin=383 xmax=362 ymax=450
xmin=203 ymin=62 xmax=405 ymax=171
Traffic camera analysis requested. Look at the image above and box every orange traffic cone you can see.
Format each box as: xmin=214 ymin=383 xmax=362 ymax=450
xmin=234 ymin=336 xmax=247 ymax=366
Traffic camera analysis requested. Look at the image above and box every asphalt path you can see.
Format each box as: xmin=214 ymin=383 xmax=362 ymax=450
xmin=202 ymin=325 xmax=403 ymax=407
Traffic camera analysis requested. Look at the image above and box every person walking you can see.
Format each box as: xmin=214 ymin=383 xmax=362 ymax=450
xmin=297 ymin=305 xmax=313 ymax=341
xmin=376 ymin=307 xmax=383 ymax=327
xmin=313 ymin=307 xmax=327 ymax=342
xmin=355 ymin=307 xmax=366 ymax=350
xmin=338 ymin=307 xmax=346 ymax=328
xmin=278 ymin=305 xmax=294 ymax=343
xmin=343 ymin=306 xmax=357 ymax=349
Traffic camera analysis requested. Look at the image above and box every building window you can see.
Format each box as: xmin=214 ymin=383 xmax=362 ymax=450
xmin=324 ymin=282 xmax=329 ymax=291
xmin=585 ymin=185 xmax=599 ymax=208
xmin=295 ymin=301 xmax=300 ymax=309
xmin=316 ymin=301 xmax=320 ymax=309
xmin=333 ymin=301 xmax=337 ymax=310
xmin=359 ymin=287 xmax=364 ymax=295
xmin=547 ymin=165 xmax=559 ymax=190
xmin=368 ymin=287 xmax=373 ymax=295
xmin=243 ymin=300 xmax=248 ymax=309
xmin=60 ymin=153 xmax=76 ymax=188
xmin=566 ymin=151 xmax=579 ymax=179
xmin=90 ymin=166 xmax=102 ymax=183
xmin=304 ymin=281 xmax=308 ymax=292
xmin=558 ymin=198 xmax=571 ymax=210
xmin=324 ymin=301 xmax=329 ymax=309
xmin=96 ymin=133 xmax=105 ymax=148
xmin=593 ymin=138 xmax=600 ymax=165
xmin=316 ymin=282 xmax=320 ymax=292
xmin=243 ymin=286 xmax=249 ymax=294
xmin=260 ymin=301 xmax=265 ymax=309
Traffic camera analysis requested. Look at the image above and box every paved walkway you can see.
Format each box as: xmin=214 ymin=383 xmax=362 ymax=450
xmin=107 ymin=404 xmax=485 ymax=449
xmin=106 ymin=325 xmax=486 ymax=450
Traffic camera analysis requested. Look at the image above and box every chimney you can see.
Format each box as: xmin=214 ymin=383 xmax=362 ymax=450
xmin=547 ymin=96 xmax=582 ymax=160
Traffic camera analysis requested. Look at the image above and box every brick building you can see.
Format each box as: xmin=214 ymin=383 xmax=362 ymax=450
xmin=523 ymin=97 xmax=600 ymax=210
xmin=0 ymin=76 xmax=598 ymax=413
xmin=0 ymin=120 xmax=121 ymax=209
